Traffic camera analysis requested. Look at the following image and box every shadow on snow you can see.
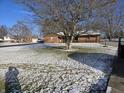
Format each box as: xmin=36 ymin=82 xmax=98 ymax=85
xmin=68 ymin=52 xmax=115 ymax=93
xmin=5 ymin=67 xmax=22 ymax=93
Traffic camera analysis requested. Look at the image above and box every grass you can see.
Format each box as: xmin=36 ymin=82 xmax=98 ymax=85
xmin=31 ymin=47 xmax=104 ymax=64
xmin=33 ymin=46 xmax=101 ymax=54
xmin=0 ymin=79 xmax=5 ymax=92
xmin=0 ymin=45 xmax=111 ymax=92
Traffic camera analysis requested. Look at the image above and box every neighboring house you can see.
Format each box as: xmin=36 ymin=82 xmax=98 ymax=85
xmin=0 ymin=38 xmax=4 ymax=42
xmin=11 ymin=35 xmax=33 ymax=43
xmin=0 ymin=38 xmax=3 ymax=40
xmin=44 ymin=34 xmax=63 ymax=43
xmin=43 ymin=31 xmax=100 ymax=43
xmin=77 ymin=33 xmax=100 ymax=43
xmin=3 ymin=35 xmax=17 ymax=42
xmin=1 ymin=35 xmax=39 ymax=43
xmin=4 ymin=36 xmax=11 ymax=41
xmin=32 ymin=37 xmax=38 ymax=43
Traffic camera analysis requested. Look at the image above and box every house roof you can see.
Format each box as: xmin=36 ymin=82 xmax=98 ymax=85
xmin=44 ymin=34 xmax=59 ymax=37
xmin=57 ymin=30 xmax=101 ymax=36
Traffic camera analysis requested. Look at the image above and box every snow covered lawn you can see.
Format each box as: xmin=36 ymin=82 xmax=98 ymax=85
xmin=0 ymin=43 xmax=117 ymax=93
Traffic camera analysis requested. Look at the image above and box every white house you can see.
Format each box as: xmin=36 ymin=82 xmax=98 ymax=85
xmin=3 ymin=36 xmax=12 ymax=41
xmin=0 ymin=38 xmax=3 ymax=42
xmin=32 ymin=38 xmax=38 ymax=43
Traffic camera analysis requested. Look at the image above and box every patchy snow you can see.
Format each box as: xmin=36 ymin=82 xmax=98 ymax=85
xmin=0 ymin=43 xmax=117 ymax=93
xmin=44 ymin=43 xmax=103 ymax=48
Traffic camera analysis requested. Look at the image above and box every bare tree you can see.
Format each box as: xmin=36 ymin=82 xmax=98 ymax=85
xmin=92 ymin=1 xmax=124 ymax=41
xmin=0 ymin=25 xmax=8 ymax=39
xmin=10 ymin=21 xmax=32 ymax=42
xmin=18 ymin=0 xmax=116 ymax=49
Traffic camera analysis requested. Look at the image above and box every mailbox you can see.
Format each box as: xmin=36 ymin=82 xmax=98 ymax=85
xmin=118 ymin=37 xmax=124 ymax=58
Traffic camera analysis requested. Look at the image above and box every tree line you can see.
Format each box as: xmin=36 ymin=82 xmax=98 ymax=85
xmin=0 ymin=21 xmax=33 ymax=42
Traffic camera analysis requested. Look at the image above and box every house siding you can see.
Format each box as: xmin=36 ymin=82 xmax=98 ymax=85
xmin=44 ymin=34 xmax=100 ymax=43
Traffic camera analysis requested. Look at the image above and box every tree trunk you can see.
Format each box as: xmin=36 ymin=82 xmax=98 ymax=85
xmin=106 ymin=32 xmax=112 ymax=41
xmin=108 ymin=22 xmax=113 ymax=41
xmin=66 ymin=42 xmax=71 ymax=50
xmin=108 ymin=32 xmax=112 ymax=41
xmin=65 ymin=36 xmax=74 ymax=50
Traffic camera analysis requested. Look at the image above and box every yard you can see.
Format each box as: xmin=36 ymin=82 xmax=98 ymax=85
xmin=0 ymin=43 xmax=117 ymax=93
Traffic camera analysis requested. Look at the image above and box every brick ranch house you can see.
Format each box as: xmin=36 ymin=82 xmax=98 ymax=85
xmin=43 ymin=31 xmax=100 ymax=43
